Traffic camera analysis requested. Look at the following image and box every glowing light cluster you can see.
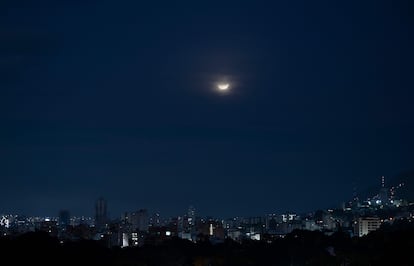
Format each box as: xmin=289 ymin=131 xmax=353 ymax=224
xmin=0 ymin=216 xmax=10 ymax=228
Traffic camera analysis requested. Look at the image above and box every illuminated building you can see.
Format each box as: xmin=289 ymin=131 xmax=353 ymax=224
xmin=188 ymin=205 xmax=196 ymax=229
xmin=379 ymin=176 xmax=389 ymax=205
xmin=122 ymin=232 xmax=129 ymax=247
xmin=354 ymin=217 xmax=381 ymax=237
xmin=0 ymin=215 xmax=11 ymax=229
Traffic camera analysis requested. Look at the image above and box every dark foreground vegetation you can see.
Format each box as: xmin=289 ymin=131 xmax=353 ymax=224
xmin=1 ymin=220 xmax=413 ymax=266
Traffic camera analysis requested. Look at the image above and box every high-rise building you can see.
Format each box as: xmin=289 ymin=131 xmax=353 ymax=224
xmin=354 ymin=217 xmax=381 ymax=237
xmin=149 ymin=212 xmax=161 ymax=227
xmin=379 ymin=176 xmax=389 ymax=205
xmin=95 ymin=197 xmax=108 ymax=231
xmin=128 ymin=209 xmax=149 ymax=232
xmin=188 ymin=205 xmax=196 ymax=229
xmin=58 ymin=210 xmax=70 ymax=228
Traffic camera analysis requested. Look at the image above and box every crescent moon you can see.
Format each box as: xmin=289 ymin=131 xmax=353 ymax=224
xmin=217 ymin=83 xmax=229 ymax=91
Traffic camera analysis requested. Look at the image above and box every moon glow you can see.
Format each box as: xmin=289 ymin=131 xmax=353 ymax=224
xmin=217 ymin=83 xmax=230 ymax=91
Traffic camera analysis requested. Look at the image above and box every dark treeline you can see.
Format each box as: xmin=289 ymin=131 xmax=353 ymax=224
xmin=1 ymin=220 xmax=413 ymax=266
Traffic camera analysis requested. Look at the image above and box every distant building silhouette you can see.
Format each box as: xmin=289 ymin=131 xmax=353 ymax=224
xmin=149 ymin=212 xmax=161 ymax=227
xmin=58 ymin=210 xmax=70 ymax=228
xmin=188 ymin=205 xmax=196 ymax=229
xmin=122 ymin=209 xmax=149 ymax=231
xmin=95 ymin=197 xmax=108 ymax=231
xmin=129 ymin=209 xmax=149 ymax=232
xmin=379 ymin=176 xmax=389 ymax=205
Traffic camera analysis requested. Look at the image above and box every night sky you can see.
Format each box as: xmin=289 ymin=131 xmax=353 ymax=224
xmin=1 ymin=0 xmax=413 ymax=218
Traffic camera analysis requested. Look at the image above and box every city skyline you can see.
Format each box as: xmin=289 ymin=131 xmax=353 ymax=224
xmin=1 ymin=173 xmax=410 ymax=219
xmin=1 ymin=173 xmax=412 ymax=244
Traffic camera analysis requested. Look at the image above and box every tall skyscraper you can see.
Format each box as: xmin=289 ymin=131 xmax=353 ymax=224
xmin=379 ymin=176 xmax=389 ymax=205
xmin=139 ymin=210 xmax=148 ymax=231
xmin=188 ymin=205 xmax=196 ymax=228
xmin=95 ymin=197 xmax=108 ymax=231
xmin=58 ymin=210 xmax=70 ymax=228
